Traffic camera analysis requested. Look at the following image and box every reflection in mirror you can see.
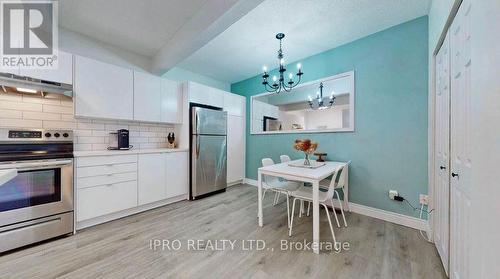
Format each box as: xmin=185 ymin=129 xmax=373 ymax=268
xmin=251 ymin=71 xmax=354 ymax=134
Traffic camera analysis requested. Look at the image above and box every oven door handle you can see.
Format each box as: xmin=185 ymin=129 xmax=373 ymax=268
xmin=0 ymin=159 xmax=73 ymax=171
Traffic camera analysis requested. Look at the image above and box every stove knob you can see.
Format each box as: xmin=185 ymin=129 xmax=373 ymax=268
xmin=44 ymin=132 xmax=51 ymax=138
xmin=63 ymin=133 xmax=69 ymax=138
xmin=54 ymin=132 xmax=60 ymax=138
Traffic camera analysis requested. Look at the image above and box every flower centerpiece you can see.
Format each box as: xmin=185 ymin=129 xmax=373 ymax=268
xmin=293 ymin=139 xmax=318 ymax=165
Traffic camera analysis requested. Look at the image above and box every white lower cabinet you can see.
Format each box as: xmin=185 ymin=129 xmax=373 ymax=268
xmin=166 ymin=151 xmax=188 ymax=198
xmin=138 ymin=153 xmax=167 ymax=205
xmin=76 ymin=151 xmax=189 ymax=227
xmin=77 ymin=181 xmax=137 ymax=222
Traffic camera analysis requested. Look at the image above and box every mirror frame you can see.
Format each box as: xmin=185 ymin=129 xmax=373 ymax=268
xmin=250 ymin=70 xmax=355 ymax=135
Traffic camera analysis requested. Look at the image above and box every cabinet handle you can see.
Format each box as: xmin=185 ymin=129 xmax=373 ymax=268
xmin=451 ymin=172 xmax=459 ymax=178
xmin=440 ymin=166 xmax=446 ymax=170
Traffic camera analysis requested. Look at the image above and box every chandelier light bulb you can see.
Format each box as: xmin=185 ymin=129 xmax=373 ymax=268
xmin=308 ymin=95 xmax=313 ymax=102
xmin=297 ymin=63 xmax=302 ymax=69
xmin=272 ymin=76 xmax=277 ymax=82
xmin=263 ymin=65 xmax=267 ymax=72
xmin=289 ymin=73 xmax=293 ymax=79
xmin=280 ymin=58 xmax=285 ymax=65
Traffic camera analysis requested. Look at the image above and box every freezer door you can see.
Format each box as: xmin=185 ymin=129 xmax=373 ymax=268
xmin=192 ymin=107 xmax=227 ymax=135
xmin=191 ymin=135 xmax=227 ymax=198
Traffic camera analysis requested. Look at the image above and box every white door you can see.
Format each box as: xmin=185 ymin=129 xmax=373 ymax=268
xmin=74 ymin=55 xmax=134 ymax=120
xmin=165 ymin=151 xmax=188 ymax=198
xmin=434 ymin=31 xmax=450 ymax=275
xmin=134 ymin=71 xmax=162 ymax=122
xmin=19 ymin=50 xmax=73 ymax=84
xmin=227 ymin=115 xmax=245 ymax=184
xmin=449 ymin=1 xmax=472 ymax=278
xmin=161 ymin=79 xmax=182 ymax=123
xmin=138 ymin=153 xmax=167 ymax=205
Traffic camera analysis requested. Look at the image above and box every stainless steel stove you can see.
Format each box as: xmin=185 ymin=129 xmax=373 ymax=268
xmin=0 ymin=129 xmax=74 ymax=253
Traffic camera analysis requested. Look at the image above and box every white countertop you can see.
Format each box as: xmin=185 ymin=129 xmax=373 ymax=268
xmin=73 ymin=148 xmax=189 ymax=157
xmin=0 ymin=169 xmax=17 ymax=186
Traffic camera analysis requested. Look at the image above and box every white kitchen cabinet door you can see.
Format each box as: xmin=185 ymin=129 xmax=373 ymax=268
xmin=138 ymin=153 xmax=167 ymax=205
xmin=227 ymin=115 xmax=245 ymax=184
xmin=165 ymin=151 xmax=188 ymax=198
xmin=161 ymin=79 xmax=182 ymax=123
xmin=19 ymin=50 xmax=73 ymax=84
xmin=223 ymin=92 xmax=245 ymax=117
xmin=77 ymin=180 xmax=138 ymax=221
xmin=188 ymin=82 xmax=224 ymax=108
xmin=134 ymin=71 xmax=161 ymax=122
xmin=74 ymin=55 xmax=134 ymax=120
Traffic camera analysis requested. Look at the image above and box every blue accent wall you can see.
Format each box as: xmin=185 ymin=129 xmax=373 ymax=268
xmin=231 ymin=16 xmax=429 ymax=217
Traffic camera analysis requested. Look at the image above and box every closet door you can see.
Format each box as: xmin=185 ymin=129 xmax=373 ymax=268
xmin=434 ymin=31 xmax=450 ymax=275
xmin=449 ymin=1 xmax=472 ymax=278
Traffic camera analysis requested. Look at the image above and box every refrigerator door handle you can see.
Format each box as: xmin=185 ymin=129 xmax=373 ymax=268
xmin=196 ymin=135 xmax=200 ymax=159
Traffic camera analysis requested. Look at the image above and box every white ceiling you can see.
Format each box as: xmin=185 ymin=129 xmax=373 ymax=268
xmin=178 ymin=0 xmax=431 ymax=84
xmin=59 ymin=0 xmax=264 ymax=74
xmin=59 ymin=0 xmax=207 ymax=57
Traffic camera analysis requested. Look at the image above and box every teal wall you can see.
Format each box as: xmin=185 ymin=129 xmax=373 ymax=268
xmin=231 ymin=16 xmax=429 ymax=217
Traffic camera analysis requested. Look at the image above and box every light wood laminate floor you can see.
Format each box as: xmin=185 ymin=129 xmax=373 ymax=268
xmin=0 ymin=185 xmax=446 ymax=278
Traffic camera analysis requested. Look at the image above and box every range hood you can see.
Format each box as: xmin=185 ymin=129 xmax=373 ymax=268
xmin=0 ymin=73 xmax=72 ymax=97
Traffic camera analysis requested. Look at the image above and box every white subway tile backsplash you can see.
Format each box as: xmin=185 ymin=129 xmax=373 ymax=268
xmin=0 ymin=118 xmax=42 ymax=128
xmin=23 ymin=111 xmax=61 ymax=121
xmin=77 ymin=122 xmax=105 ymax=130
xmin=1 ymin=101 xmax=42 ymax=112
xmin=22 ymin=95 xmax=61 ymax=105
xmin=43 ymin=120 xmax=77 ymax=129
xmin=0 ymin=109 xmax=22 ymax=119
xmin=0 ymin=92 xmax=175 ymax=151
xmin=43 ymin=104 xmax=73 ymax=114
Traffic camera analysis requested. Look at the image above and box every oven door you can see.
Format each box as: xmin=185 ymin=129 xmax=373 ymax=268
xmin=0 ymin=159 xmax=73 ymax=226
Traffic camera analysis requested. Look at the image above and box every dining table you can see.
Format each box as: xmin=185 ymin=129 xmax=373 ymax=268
xmin=257 ymin=159 xmax=349 ymax=254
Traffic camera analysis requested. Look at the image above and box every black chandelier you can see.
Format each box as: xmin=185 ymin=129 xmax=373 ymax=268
xmin=261 ymin=33 xmax=303 ymax=93
xmin=308 ymin=82 xmax=335 ymax=110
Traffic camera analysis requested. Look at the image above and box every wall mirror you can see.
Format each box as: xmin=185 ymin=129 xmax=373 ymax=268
xmin=251 ymin=71 xmax=355 ymax=134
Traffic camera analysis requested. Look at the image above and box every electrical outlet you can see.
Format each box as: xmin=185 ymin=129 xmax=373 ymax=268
xmin=389 ymin=190 xmax=398 ymax=200
xmin=419 ymin=194 xmax=429 ymax=205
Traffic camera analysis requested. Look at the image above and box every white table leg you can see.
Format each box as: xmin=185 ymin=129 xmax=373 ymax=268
xmin=258 ymin=170 xmax=263 ymax=227
xmin=312 ymin=180 xmax=320 ymax=254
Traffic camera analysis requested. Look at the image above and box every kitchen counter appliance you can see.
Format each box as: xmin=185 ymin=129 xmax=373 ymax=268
xmin=0 ymin=129 xmax=74 ymax=253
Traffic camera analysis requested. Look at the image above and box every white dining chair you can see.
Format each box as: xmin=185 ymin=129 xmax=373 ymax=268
xmin=288 ymin=164 xmax=348 ymax=243
xmin=261 ymin=158 xmax=301 ymax=229
xmin=280 ymin=155 xmax=291 ymax=163
xmin=305 ymin=162 xmax=350 ymax=227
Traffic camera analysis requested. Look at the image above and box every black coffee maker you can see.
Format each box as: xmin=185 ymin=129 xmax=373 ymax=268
xmin=108 ymin=129 xmax=132 ymax=150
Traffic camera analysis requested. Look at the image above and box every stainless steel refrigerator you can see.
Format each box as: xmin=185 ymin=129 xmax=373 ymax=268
xmin=190 ymin=106 xmax=227 ymax=199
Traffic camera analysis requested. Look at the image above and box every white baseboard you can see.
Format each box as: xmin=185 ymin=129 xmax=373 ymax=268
xmin=244 ymin=178 xmax=427 ymax=231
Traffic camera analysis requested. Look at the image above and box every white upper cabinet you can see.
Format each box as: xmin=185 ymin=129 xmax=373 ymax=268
xmin=138 ymin=153 xmax=167 ymax=205
xmin=161 ymin=79 xmax=182 ymax=124
xmin=133 ymin=71 xmax=162 ymax=122
xmin=19 ymin=50 xmax=73 ymax=84
xmin=74 ymin=55 xmax=134 ymax=120
xmin=188 ymin=82 xmax=224 ymax=108
xmin=223 ymin=93 xmax=245 ymax=117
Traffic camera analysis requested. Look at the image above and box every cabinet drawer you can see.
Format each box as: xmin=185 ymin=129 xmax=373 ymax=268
xmin=77 ymin=172 xmax=137 ymax=189
xmin=77 ymin=163 xmax=137 ymax=178
xmin=77 ymin=180 xmax=138 ymax=221
xmin=76 ymin=155 xmax=137 ymax=167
